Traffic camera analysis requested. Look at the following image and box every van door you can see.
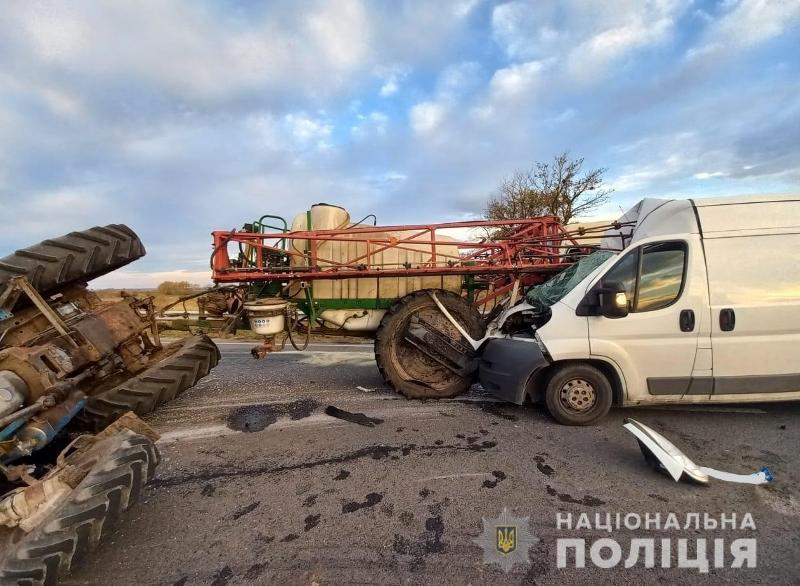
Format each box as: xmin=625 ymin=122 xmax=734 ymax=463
xmin=587 ymin=239 xmax=707 ymax=402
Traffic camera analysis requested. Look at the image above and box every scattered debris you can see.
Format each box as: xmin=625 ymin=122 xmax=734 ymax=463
xmin=210 ymin=565 xmax=233 ymax=586
xmin=624 ymin=418 xmax=774 ymax=485
xmin=304 ymin=514 xmax=321 ymax=531
xmin=482 ymin=471 xmax=507 ymax=489
xmin=232 ymin=501 xmax=260 ymax=520
xmin=545 ymin=485 xmax=605 ymax=506
xmin=356 ymin=385 xmax=377 ymax=393
xmin=342 ymin=492 xmax=384 ymax=513
xmin=324 ymin=405 xmax=384 ymax=427
xmin=244 ymin=563 xmax=268 ymax=580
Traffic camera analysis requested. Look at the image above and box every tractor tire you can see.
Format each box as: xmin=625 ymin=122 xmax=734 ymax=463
xmin=0 ymin=225 xmax=145 ymax=300
xmin=0 ymin=428 xmax=159 ymax=586
xmin=375 ymin=290 xmax=485 ymax=399
xmin=77 ymin=335 xmax=220 ymax=431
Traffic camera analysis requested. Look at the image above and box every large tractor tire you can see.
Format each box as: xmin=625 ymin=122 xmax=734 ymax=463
xmin=0 ymin=428 xmax=159 ymax=586
xmin=375 ymin=290 xmax=485 ymax=399
xmin=0 ymin=225 xmax=145 ymax=300
xmin=77 ymin=335 xmax=220 ymax=431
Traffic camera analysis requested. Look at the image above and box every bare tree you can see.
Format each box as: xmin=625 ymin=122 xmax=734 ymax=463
xmin=485 ymin=152 xmax=612 ymax=226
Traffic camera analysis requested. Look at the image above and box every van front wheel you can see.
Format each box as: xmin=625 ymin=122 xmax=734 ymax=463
xmin=544 ymin=364 xmax=612 ymax=425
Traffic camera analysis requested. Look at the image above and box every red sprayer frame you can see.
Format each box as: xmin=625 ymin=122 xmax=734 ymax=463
xmin=211 ymin=216 xmax=615 ymax=306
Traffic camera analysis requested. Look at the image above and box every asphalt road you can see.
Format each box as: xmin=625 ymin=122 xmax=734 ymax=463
xmin=64 ymin=342 xmax=800 ymax=585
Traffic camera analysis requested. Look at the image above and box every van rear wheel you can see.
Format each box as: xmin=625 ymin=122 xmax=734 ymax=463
xmin=544 ymin=364 xmax=612 ymax=425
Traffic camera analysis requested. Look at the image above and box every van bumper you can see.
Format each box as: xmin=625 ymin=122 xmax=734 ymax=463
xmin=478 ymin=338 xmax=550 ymax=405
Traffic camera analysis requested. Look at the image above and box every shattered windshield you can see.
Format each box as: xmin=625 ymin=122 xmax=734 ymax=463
xmin=526 ymin=250 xmax=615 ymax=307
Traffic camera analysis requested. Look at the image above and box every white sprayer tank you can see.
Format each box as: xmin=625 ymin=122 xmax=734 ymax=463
xmin=288 ymin=204 xmax=461 ymax=331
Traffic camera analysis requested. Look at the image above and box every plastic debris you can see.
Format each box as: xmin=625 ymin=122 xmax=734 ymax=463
xmin=623 ymin=418 xmax=773 ymax=485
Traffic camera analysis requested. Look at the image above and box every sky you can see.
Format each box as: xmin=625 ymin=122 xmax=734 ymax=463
xmin=1 ymin=0 xmax=798 ymax=288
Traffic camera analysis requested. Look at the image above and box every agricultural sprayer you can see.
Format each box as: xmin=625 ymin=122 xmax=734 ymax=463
xmin=207 ymin=203 xmax=622 ymax=399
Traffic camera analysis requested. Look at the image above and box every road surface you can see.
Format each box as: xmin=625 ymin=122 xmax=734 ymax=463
xmin=65 ymin=342 xmax=800 ymax=585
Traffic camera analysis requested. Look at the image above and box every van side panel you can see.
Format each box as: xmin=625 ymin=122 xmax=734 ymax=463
xmin=697 ymin=198 xmax=800 ymax=394
xmin=702 ymin=233 xmax=800 ymax=382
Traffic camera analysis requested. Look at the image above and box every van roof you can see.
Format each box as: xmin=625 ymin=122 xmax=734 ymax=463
xmin=692 ymin=193 xmax=800 ymax=207
xmin=601 ymin=193 xmax=800 ymax=249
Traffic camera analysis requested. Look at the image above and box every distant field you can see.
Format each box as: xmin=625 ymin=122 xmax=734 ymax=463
xmin=93 ymin=289 xmax=201 ymax=312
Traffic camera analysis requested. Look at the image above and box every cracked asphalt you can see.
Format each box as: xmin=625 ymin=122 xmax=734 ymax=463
xmin=64 ymin=342 xmax=800 ymax=585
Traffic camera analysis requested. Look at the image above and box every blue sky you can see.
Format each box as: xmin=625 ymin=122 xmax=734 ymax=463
xmin=1 ymin=0 xmax=798 ymax=287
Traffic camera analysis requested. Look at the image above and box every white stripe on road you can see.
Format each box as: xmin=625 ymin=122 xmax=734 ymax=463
xmin=418 ymin=472 xmax=492 ymax=482
xmin=155 ymin=404 xmax=465 ymax=443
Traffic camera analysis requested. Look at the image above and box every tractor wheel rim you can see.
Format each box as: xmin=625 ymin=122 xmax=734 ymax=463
xmin=559 ymin=378 xmax=596 ymax=412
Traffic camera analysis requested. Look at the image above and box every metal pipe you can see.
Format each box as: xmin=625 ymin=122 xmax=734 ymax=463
xmin=0 ymin=372 xmax=88 ymax=430
xmin=0 ymin=399 xmax=46 ymax=430
xmin=2 ymin=391 xmax=87 ymax=463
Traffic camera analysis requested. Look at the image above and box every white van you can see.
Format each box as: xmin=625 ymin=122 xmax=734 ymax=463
xmin=478 ymin=194 xmax=800 ymax=425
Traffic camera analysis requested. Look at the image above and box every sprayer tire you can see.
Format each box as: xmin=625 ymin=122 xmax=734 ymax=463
xmin=0 ymin=429 xmax=159 ymax=586
xmin=0 ymin=225 xmax=145 ymax=300
xmin=375 ymin=289 xmax=485 ymax=399
xmin=77 ymin=335 xmax=220 ymax=432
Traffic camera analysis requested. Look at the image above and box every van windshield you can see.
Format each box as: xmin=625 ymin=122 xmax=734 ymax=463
xmin=526 ymin=250 xmax=615 ymax=307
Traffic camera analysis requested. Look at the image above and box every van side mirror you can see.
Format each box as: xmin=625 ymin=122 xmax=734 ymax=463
xmin=599 ymin=281 xmax=629 ymax=318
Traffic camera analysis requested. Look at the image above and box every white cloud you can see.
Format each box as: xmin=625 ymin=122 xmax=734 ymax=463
xmin=491 ymin=1 xmax=560 ymax=59
xmin=567 ymin=1 xmax=687 ymax=80
xmin=9 ymin=1 xmax=374 ymax=104
xmin=380 ymin=78 xmax=400 ymax=96
xmin=492 ymin=1 xmax=690 ymax=80
xmin=410 ymin=101 xmax=446 ymax=135
xmin=351 ymin=112 xmax=389 ymax=138
xmin=687 ymin=0 xmax=800 ymax=61
xmin=375 ymin=64 xmax=412 ymax=97
xmin=693 ymin=171 xmax=728 ymax=180
xmin=20 ymin=6 xmax=87 ymax=60
xmin=489 ymin=60 xmax=545 ymax=99
xmin=436 ymin=61 xmax=482 ymax=98
xmin=284 ymin=113 xmax=333 ymax=150
xmin=453 ymin=0 xmax=482 ymax=19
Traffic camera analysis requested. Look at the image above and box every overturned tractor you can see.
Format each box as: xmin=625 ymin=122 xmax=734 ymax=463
xmin=0 ymin=225 xmax=219 ymax=584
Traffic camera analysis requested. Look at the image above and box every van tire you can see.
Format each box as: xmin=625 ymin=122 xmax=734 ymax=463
xmin=544 ymin=363 xmax=612 ymax=425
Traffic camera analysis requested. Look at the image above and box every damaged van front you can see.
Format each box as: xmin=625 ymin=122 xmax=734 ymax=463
xmin=478 ymin=249 xmax=618 ymax=423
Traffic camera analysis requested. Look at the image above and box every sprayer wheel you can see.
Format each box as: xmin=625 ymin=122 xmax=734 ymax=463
xmin=375 ymin=289 xmax=485 ymax=399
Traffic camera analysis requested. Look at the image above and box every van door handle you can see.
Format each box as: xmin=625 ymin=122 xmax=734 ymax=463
xmin=719 ymin=308 xmax=736 ymax=332
xmin=679 ymin=309 xmax=695 ymax=332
